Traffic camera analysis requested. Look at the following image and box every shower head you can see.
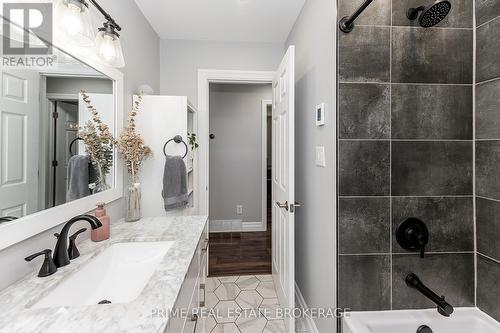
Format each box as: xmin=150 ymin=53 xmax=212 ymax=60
xmin=407 ymin=0 xmax=452 ymax=28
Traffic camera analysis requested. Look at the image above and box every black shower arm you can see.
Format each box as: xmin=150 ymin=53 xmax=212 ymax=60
xmin=339 ymin=0 xmax=375 ymax=33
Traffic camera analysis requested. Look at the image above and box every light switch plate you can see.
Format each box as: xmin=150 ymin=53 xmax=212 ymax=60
xmin=316 ymin=103 xmax=325 ymax=126
xmin=316 ymin=146 xmax=326 ymax=167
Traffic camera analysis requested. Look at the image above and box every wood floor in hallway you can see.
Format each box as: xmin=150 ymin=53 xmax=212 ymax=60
xmin=209 ymin=184 xmax=272 ymax=277
xmin=208 ymin=221 xmax=272 ymax=277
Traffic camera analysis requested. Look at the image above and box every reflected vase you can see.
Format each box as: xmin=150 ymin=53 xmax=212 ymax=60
xmin=126 ymin=182 xmax=142 ymax=222
xmin=94 ymin=163 xmax=110 ymax=194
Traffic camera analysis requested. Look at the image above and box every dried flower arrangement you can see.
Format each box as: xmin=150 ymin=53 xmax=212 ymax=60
xmin=115 ymin=94 xmax=153 ymax=183
xmin=79 ymin=91 xmax=115 ymax=190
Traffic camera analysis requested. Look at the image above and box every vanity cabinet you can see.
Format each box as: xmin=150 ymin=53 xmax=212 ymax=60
xmin=165 ymin=222 xmax=208 ymax=333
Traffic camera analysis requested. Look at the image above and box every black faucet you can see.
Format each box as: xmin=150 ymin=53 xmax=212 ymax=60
xmin=53 ymin=215 xmax=102 ymax=268
xmin=0 ymin=216 xmax=18 ymax=223
xmin=396 ymin=218 xmax=429 ymax=258
xmin=24 ymin=249 xmax=57 ymax=277
xmin=68 ymin=228 xmax=87 ymax=260
xmin=406 ymin=273 xmax=454 ymax=317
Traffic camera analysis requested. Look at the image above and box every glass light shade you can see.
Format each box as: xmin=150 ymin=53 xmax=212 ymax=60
xmin=95 ymin=30 xmax=125 ymax=68
xmin=55 ymin=0 xmax=95 ymax=47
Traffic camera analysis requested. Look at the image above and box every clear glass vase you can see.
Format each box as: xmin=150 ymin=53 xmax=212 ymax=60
xmin=94 ymin=163 xmax=110 ymax=193
xmin=125 ymin=182 xmax=142 ymax=222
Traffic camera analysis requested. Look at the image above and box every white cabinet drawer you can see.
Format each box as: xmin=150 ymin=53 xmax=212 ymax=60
xmin=165 ymin=221 xmax=208 ymax=333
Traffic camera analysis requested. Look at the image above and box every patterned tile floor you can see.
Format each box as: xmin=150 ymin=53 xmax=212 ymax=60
xmin=203 ymin=275 xmax=309 ymax=333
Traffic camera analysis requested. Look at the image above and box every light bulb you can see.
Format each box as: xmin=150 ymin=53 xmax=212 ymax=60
xmin=94 ymin=22 xmax=125 ymax=68
xmin=55 ymin=0 xmax=95 ymax=47
xmin=98 ymin=34 xmax=116 ymax=61
xmin=62 ymin=3 xmax=83 ymax=36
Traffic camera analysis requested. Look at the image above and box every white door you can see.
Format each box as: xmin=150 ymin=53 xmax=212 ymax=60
xmin=272 ymin=46 xmax=295 ymax=332
xmin=0 ymin=69 xmax=40 ymax=217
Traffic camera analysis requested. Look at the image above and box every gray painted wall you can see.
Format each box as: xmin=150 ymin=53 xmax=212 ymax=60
xmin=337 ymin=0 xmax=474 ymax=312
xmin=159 ymin=39 xmax=284 ymax=105
xmin=0 ymin=0 xmax=160 ymax=290
xmin=285 ymin=0 xmax=336 ymax=331
xmin=209 ymin=83 xmax=271 ymax=223
xmin=475 ymin=0 xmax=500 ymax=321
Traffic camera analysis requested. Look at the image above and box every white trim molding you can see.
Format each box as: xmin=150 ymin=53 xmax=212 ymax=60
xmin=209 ymin=219 xmax=243 ymax=233
xmin=243 ymin=221 xmax=265 ymax=232
xmin=209 ymin=220 xmax=265 ymax=233
xmin=295 ymin=282 xmax=320 ymax=333
xmin=261 ymin=99 xmax=272 ymax=232
xmin=197 ymin=70 xmax=275 ymax=217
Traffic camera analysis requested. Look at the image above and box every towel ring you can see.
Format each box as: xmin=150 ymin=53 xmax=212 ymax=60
xmin=69 ymin=137 xmax=84 ymax=156
xmin=163 ymin=135 xmax=188 ymax=159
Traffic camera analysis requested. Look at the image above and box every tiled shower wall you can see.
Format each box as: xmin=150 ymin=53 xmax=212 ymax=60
xmin=337 ymin=0 xmax=475 ymax=311
xmin=475 ymin=0 xmax=500 ymax=321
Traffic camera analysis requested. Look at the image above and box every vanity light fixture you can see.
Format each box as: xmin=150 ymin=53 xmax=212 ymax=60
xmin=95 ymin=20 xmax=125 ymax=68
xmin=55 ymin=0 xmax=125 ymax=68
xmin=55 ymin=0 xmax=95 ymax=46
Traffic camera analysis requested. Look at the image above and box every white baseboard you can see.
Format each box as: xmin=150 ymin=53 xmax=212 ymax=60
xmin=209 ymin=219 xmax=265 ymax=233
xmin=209 ymin=219 xmax=242 ymax=232
xmin=242 ymin=221 xmax=265 ymax=232
xmin=295 ymin=282 xmax=320 ymax=333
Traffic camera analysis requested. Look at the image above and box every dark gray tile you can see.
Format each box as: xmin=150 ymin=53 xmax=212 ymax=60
xmin=392 ymin=28 xmax=473 ymax=84
xmin=339 ymin=83 xmax=390 ymax=139
xmin=392 ymin=142 xmax=473 ymax=196
xmin=476 ymin=0 xmax=500 ymax=26
xmin=392 ymin=253 xmax=475 ymax=309
xmin=339 ymin=198 xmax=390 ymax=254
xmin=391 ymin=85 xmax=472 ymax=140
xmin=339 ymin=0 xmax=391 ymax=26
xmin=340 ymin=141 xmax=390 ymax=196
xmin=392 ymin=0 xmax=473 ymax=28
xmin=477 ymin=18 xmax=500 ymax=82
xmin=476 ymin=198 xmax=500 ymax=261
xmin=392 ymin=197 xmax=474 ymax=253
xmin=339 ymin=26 xmax=391 ymax=83
xmin=338 ymin=255 xmax=391 ymax=311
xmin=476 ymin=141 xmax=500 ymax=200
xmin=477 ymin=79 xmax=500 ymax=139
xmin=477 ymin=254 xmax=500 ymax=321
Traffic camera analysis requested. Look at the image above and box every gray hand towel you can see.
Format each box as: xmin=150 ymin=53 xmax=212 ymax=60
xmin=66 ymin=155 xmax=91 ymax=201
xmin=162 ymin=155 xmax=189 ymax=211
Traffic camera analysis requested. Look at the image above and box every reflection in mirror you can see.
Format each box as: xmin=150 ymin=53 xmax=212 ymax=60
xmin=0 ymin=47 xmax=116 ymax=219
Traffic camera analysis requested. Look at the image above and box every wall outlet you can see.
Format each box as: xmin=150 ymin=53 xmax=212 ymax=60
xmin=236 ymin=205 xmax=243 ymax=215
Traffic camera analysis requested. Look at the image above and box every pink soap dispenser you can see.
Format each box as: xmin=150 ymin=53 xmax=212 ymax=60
xmin=91 ymin=202 xmax=110 ymax=242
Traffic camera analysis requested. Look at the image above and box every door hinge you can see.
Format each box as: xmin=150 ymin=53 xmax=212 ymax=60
xmin=52 ymin=160 xmax=58 ymax=167
xmin=52 ymin=111 xmax=59 ymax=119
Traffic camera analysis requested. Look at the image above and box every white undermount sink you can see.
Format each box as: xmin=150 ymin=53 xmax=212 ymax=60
xmin=33 ymin=241 xmax=173 ymax=308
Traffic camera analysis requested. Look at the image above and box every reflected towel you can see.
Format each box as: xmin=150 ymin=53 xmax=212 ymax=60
xmin=162 ymin=155 xmax=188 ymax=211
xmin=66 ymin=155 xmax=91 ymax=201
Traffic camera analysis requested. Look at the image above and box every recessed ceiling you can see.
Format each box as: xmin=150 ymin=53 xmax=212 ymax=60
xmin=134 ymin=0 xmax=306 ymax=43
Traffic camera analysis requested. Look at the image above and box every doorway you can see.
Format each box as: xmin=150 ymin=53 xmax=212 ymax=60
xmin=198 ymin=47 xmax=296 ymax=331
xmin=208 ymin=83 xmax=273 ymax=276
xmin=48 ymin=100 xmax=79 ymax=208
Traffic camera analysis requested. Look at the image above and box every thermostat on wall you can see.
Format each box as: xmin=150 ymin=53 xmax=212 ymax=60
xmin=316 ymin=103 xmax=325 ymax=126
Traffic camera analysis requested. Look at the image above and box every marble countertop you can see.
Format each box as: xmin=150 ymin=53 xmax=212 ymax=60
xmin=0 ymin=215 xmax=208 ymax=333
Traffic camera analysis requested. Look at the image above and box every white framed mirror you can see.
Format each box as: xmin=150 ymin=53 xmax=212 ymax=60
xmin=0 ymin=32 xmax=124 ymax=251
